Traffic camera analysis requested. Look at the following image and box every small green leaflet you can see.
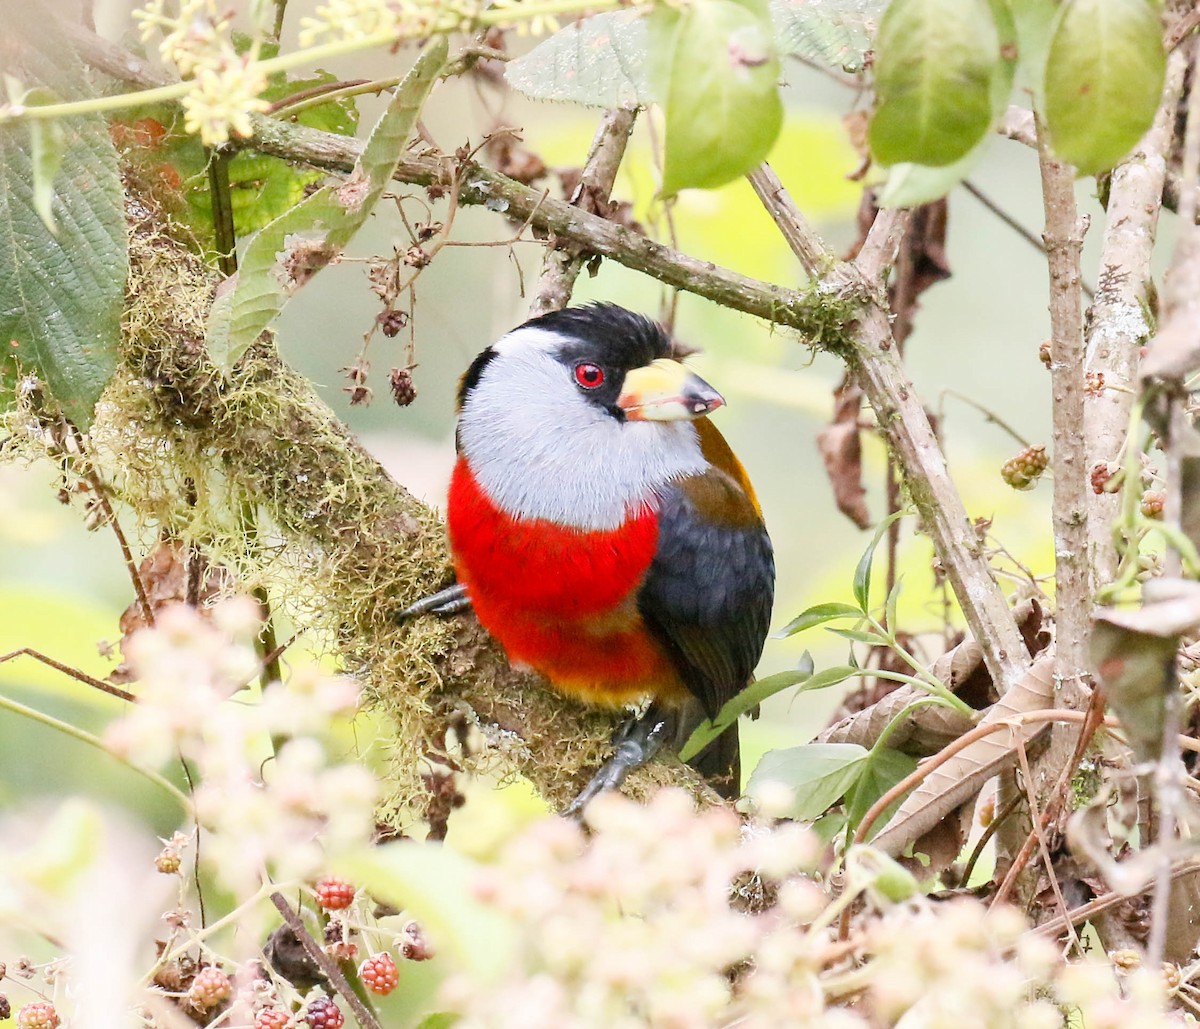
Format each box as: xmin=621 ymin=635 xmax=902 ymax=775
xmin=853 ymin=508 xmax=908 ymax=612
xmin=650 ymin=0 xmax=784 ymax=194
xmin=844 ymin=745 xmax=917 ymax=831
xmin=869 ymin=0 xmax=1000 ymax=167
xmin=205 ymin=36 xmax=446 ymax=369
xmin=1043 ymin=0 xmax=1166 ymax=175
xmin=776 ymin=602 xmax=863 ymax=638
xmin=679 ymin=655 xmax=814 ymax=761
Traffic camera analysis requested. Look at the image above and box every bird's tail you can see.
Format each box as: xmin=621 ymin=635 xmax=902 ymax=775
xmin=686 ymin=722 xmax=741 ymax=800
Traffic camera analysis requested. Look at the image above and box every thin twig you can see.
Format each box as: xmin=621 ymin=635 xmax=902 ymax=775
xmin=1014 ymin=733 xmax=1083 ymax=953
xmin=206 ymin=147 xmax=238 ymax=277
xmin=1035 ymin=861 xmax=1200 ymax=940
xmin=69 ymin=426 xmax=154 ymax=628
xmin=0 ymin=648 xmax=134 ymax=702
xmin=270 ymin=892 xmax=382 ymax=1029
xmin=1148 ymin=689 xmax=1185 ymax=967
xmin=527 ymin=106 xmax=636 ymax=317
xmin=853 ymin=207 xmax=910 ymax=281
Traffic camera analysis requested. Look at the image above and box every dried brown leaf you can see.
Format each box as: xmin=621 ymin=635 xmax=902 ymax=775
xmin=870 ymin=653 xmax=1056 ymax=857
xmin=816 ymin=379 xmax=870 ymax=529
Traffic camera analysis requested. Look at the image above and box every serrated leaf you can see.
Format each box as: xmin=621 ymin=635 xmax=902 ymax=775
xmin=679 ymin=655 xmax=815 ymax=761
xmin=776 ymin=602 xmax=864 ymax=637
xmin=853 ymin=508 xmax=908 ymax=612
xmin=205 ymin=36 xmax=446 ymax=369
xmin=505 ymin=10 xmax=653 ymax=107
xmin=747 ymin=742 xmax=867 ymax=820
xmin=845 ymin=745 xmax=918 ymax=829
xmin=0 ymin=4 xmax=126 ymax=429
xmin=1043 ymin=0 xmax=1166 ymax=175
xmin=869 ymin=0 xmax=1000 ymax=167
xmin=652 ymin=0 xmax=784 ymax=194
xmin=769 ymin=0 xmax=886 ymax=73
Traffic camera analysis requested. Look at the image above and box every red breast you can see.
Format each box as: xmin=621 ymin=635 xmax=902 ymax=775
xmin=447 ymin=458 xmax=688 ymax=706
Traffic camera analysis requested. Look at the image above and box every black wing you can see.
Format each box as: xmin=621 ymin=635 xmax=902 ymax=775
xmin=637 ymin=468 xmax=774 ymax=720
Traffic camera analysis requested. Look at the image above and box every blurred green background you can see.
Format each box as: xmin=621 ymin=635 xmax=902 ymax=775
xmin=7 ymin=0 xmax=1166 ymax=829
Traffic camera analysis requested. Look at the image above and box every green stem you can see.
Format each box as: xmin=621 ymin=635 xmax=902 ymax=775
xmin=869 ymin=696 xmax=951 ymax=753
xmin=0 ymin=692 xmax=192 ymax=810
xmin=861 ymin=668 xmax=974 ymax=719
xmin=271 ymin=74 xmax=406 ymax=119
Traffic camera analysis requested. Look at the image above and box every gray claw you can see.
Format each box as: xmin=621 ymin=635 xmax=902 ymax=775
xmin=562 ymin=712 xmax=673 ymax=818
xmin=397 ymin=583 xmax=470 ymax=621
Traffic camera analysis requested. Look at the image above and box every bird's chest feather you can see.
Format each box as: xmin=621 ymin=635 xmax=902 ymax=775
xmin=447 ymin=458 xmax=658 ymax=620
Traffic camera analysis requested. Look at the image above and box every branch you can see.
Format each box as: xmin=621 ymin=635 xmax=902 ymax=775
xmin=744 ymin=163 xmax=832 ymax=279
xmin=527 ymin=106 xmax=636 ymax=317
xmin=68 ymin=25 xmax=849 ymax=340
xmin=749 ymin=173 xmax=1029 ymax=693
xmin=1085 ymin=50 xmax=1187 ymax=586
xmin=1035 ymin=114 xmax=1091 ymax=694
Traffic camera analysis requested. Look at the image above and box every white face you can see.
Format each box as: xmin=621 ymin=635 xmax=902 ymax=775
xmin=457 ymin=326 xmax=707 ymax=530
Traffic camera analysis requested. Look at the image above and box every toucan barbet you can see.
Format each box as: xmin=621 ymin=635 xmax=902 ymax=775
xmin=408 ymin=304 xmax=774 ymax=807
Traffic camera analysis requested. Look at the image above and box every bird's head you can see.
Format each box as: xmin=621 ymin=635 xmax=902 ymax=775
xmin=456 ymin=303 xmax=724 ymax=425
xmin=454 ymin=304 xmax=725 ymax=528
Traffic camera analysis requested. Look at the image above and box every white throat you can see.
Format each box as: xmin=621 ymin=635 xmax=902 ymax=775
xmin=457 ymin=328 xmax=707 ymax=530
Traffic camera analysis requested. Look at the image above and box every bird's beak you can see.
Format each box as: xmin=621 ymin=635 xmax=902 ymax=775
xmin=617 ymin=359 xmax=726 ymax=422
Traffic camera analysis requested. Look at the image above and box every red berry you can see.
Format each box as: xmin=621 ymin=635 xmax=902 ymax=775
xmin=302 ymin=996 xmax=344 ymax=1029
xmin=16 ymin=1002 xmax=60 ymax=1029
xmin=256 ymin=1008 xmax=292 ymax=1029
xmin=188 ymin=966 xmax=232 ymax=1009
xmin=314 ymin=876 xmax=355 ymax=911
xmin=360 ymin=952 xmax=399 ymax=996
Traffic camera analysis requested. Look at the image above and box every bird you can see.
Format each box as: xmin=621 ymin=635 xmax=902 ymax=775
xmin=406 ymin=303 xmax=774 ymax=808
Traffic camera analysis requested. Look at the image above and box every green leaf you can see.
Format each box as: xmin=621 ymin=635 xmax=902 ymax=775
xmin=205 ymin=36 xmax=446 ymax=369
xmin=337 ymin=840 xmax=514 ymax=983
xmin=1010 ymin=0 xmax=1065 ymax=96
xmin=869 ymin=0 xmax=1000 ymax=167
xmin=747 ymin=743 xmax=867 ymax=820
xmin=844 ymin=745 xmax=918 ymax=830
xmin=651 ymin=0 xmax=784 ymax=194
xmin=679 ymin=656 xmax=814 ymax=761
xmin=827 ymin=626 xmax=889 ymax=646
xmin=1043 ymin=0 xmax=1166 ymax=175
xmin=799 ymin=664 xmax=860 ymax=692
xmin=852 ymin=508 xmax=909 ymax=612
xmin=0 ymin=4 xmax=126 ymax=428
xmin=776 ymin=602 xmax=864 ymax=638
xmin=505 ymin=10 xmax=653 ymax=106
xmin=23 ymin=88 xmax=63 ymax=235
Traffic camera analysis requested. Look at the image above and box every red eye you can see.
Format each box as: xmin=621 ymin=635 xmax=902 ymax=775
xmin=574 ymin=362 xmax=605 ymax=389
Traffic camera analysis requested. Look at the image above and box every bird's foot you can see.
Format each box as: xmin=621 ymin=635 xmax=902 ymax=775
xmin=396 ymin=583 xmax=471 ymax=621
xmin=562 ymin=709 xmax=674 ymax=819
